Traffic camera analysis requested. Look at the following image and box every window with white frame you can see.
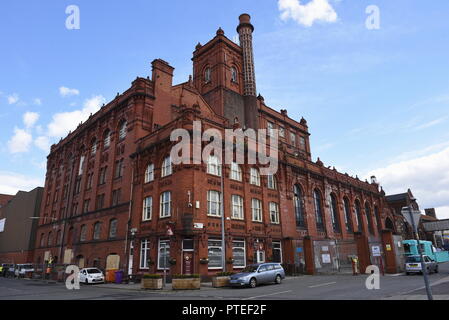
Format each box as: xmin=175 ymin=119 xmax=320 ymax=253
xmin=269 ymin=202 xmax=280 ymax=224
xmin=158 ymin=240 xmax=170 ymax=270
xmin=231 ymin=67 xmax=237 ymax=82
xmin=231 ymin=195 xmax=244 ymax=220
xmin=145 ymin=163 xmax=154 ymax=183
xmin=119 ymin=121 xmax=127 ymax=140
xmin=208 ymin=239 xmax=223 ymax=269
xmin=232 ymin=240 xmax=246 ymax=268
xmin=91 ymin=140 xmax=97 ymax=155
xmin=161 ymin=156 xmax=172 ymax=177
xmin=230 ymin=162 xmax=242 ymax=181
xmin=250 ymin=168 xmax=260 ymax=186
xmin=142 ymin=196 xmax=152 ymax=221
xmin=299 ymin=136 xmax=306 ymax=150
xmin=252 ymin=198 xmax=263 ymax=222
xmin=159 ymin=192 xmax=171 ymax=218
xmin=140 ymin=239 xmax=150 ymax=269
xmin=78 ymin=155 xmax=85 ymax=176
xmin=207 ymin=190 xmax=221 ymax=217
xmin=267 ymin=174 xmax=277 ymax=190
xmin=207 ymin=155 xmax=221 ymax=176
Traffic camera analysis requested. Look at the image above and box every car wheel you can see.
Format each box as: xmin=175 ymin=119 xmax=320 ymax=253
xmin=249 ymin=278 xmax=257 ymax=288
xmin=435 ymin=266 xmax=439 ymax=273
xmin=406 ymin=272 xmax=410 ymax=275
xmin=275 ymin=275 xmax=282 ymax=284
xmin=85 ymin=279 xmax=89 ymax=285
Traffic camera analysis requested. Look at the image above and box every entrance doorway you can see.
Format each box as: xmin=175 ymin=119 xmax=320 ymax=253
xmin=182 ymin=239 xmax=194 ymax=275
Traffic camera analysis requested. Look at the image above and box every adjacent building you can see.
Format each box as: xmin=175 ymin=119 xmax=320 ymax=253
xmin=0 ymin=187 xmax=43 ymax=264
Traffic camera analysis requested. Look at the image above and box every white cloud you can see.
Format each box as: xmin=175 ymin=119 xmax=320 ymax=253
xmin=47 ymin=95 xmax=106 ymax=138
xmin=0 ymin=171 xmax=43 ymax=195
xmin=7 ymin=127 xmax=33 ymax=154
xmin=34 ymin=136 xmax=51 ymax=152
xmin=23 ymin=112 xmax=40 ymax=128
xmin=415 ymin=117 xmax=447 ymax=130
xmin=59 ymin=86 xmax=80 ymax=97
xmin=368 ymin=145 xmax=449 ymax=220
xmin=7 ymin=93 xmax=19 ymax=104
xmin=278 ymin=0 xmax=338 ymax=27
xmin=33 ymin=98 xmax=42 ymax=106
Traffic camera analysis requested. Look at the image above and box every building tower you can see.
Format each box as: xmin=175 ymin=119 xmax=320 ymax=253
xmin=237 ymin=13 xmax=259 ymax=129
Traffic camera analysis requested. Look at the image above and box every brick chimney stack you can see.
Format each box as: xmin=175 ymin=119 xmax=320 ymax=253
xmin=237 ymin=13 xmax=256 ymax=96
xmin=237 ymin=14 xmax=259 ymax=129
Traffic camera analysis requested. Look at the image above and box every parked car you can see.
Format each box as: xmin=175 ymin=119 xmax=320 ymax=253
xmin=4 ymin=264 xmax=15 ymax=277
xmin=16 ymin=264 xmax=35 ymax=278
xmin=229 ymin=263 xmax=286 ymax=288
xmin=405 ymin=255 xmax=439 ymax=275
xmin=79 ymin=268 xmax=105 ymax=284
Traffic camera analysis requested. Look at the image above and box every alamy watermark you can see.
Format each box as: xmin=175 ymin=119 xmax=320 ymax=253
xmin=365 ymin=265 xmax=380 ymax=290
xmin=65 ymin=265 xmax=80 ymax=290
xmin=170 ymin=121 xmax=279 ymax=176
xmin=65 ymin=5 xmax=80 ymax=30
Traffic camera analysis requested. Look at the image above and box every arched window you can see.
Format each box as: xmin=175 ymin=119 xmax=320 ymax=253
xmin=80 ymin=225 xmax=87 ymax=242
xmin=343 ymin=197 xmax=353 ymax=232
xmin=250 ymin=167 xmax=260 ymax=186
xmin=354 ymin=200 xmax=363 ymax=232
xmin=103 ymin=130 xmax=111 ymax=148
xmin=204 ymin=67 xmax=211 ymax=83
xmin=293 ymin=184 xmax=305 ymax=228
xmin=56 ymin=230 xmax=62 ymax=245
xmin=365 ymin=202 xmax=374 ymax=235
xmin=330 ymin=194 xmax=341 ymax=233
xmin=145 ymin=163 xmax=154 ymax=183
xmin=40 ymin=233 xmax=45 ymax=247
xmin=206 ymin=155 xmax=222 ymax=176
xmin=109 ymin=219 xmax=118 ymax=238
xmin=230 ymin=162 xmax=242 ymax=181
xmin=385 ymin=217 xmax=394 ymax=231
xmin=161 ymin=156 xmax=172 ymax=177
xmin=93 ymin=222 xmax=101 ymax=240
xmin=231 ymin=67 xmax=237 ymax=82
xmin=313 ymin=189 xmax=325 ymax=231
xmin=119 ymin=120 xmax=127 ymax=140
xmin=267 ymin=174 xmax=277 ymax=190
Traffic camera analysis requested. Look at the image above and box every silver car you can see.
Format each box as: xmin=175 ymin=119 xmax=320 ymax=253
xmin=405 ymin=255 xmax=439 ymax=275
xmin=229 ymin=263 xmax=286 ymax=288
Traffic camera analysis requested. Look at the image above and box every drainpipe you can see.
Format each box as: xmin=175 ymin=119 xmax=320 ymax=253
xmin=124 ymin=160 xmax=135 ymax=280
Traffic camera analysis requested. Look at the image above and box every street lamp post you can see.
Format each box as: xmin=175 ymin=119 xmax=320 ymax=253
xmin=403 ymin=206 xmax=433 ymax=300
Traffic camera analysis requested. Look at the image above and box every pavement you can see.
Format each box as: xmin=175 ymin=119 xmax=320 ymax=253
xmin=1 ymin=263 xmax=449 ymax=300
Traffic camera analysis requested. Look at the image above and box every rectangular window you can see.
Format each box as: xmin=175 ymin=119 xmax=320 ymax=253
xmin=86 ymin=173 xmax=93 ymax=190
xmin=269 ymin=202 xmax=280 ymax=224
xmin=208 ymin=239 xmax=223 ymax=269
xmin=143 ymin=197 xmax=152 ymax=221
xmin=299 ymin=136 xmax=306 ymax=150
xmin=96 ymin=194 xmax=105 ymax=210
xmin=232 ymin=240 xmax=246 ymax=268
xmin=83 ymin=199 xmax=90 ymax=213
xmin=207 ymin=190 xmax=221 ymax=217
xmin=99 ymin=167 xmax=107 ymax=185
xmin=231 ymin=195 xmax=244 ymax=220
xmin=109 ymin=219 xmax=117 ymax=238
xmin=207 ymin=156 xmax=222 ymax=176
xmin=140 ymin=239 xmax=150 ymax=269
xmin=159 ymin=192 xmax=171 ymax=218
xmin=161 ymin=157 xmax=172 ymax=177
xmin=267 ymin=121 xmax=275 ymax=137
xmin=158 ymin=240 xmax=170 ymax=270
xmin=267 ymin=174 xmax=277 ymax=190
xmin=145 ymin=164 xmax=154 ymax=183
xmin=115 ymin=159 xmax=124 ymax=179
xmin=250 ymin=168 xmax=260 ymax=186
xmin=112 ymin=189 xmax=121 ymax=206
xmin=252 ymin=198 xmax=262 ymax=222
xmin=290 ymin=132 xmax=296 ymax=147
xmin=78 ymin=156 xmax=85 ymax=176
xmin=230 ymin=162 xmax=242 ymax=181
xmin=279 ymin=127 xmax=285 ymax=138
xmin=272 ymin=241 xmax=282 ymax=263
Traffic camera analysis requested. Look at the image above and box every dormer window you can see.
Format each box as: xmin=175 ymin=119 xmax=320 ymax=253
xmin=205 ymin=67 xmax=211 ymax=83
xmin=231 ymin=67 xmax=237 ymax=82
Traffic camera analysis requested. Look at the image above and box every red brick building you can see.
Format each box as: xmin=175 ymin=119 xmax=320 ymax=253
xmin=34 ymin=14 xmax=399 ymax=278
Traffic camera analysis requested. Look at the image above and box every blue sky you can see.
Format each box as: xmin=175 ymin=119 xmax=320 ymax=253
xmin=1 ymin=0 xmax=449 ymax=217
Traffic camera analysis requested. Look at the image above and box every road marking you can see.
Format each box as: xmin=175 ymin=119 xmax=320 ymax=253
xmin=308 ymin=282 xmax=337 ymax=288
xmin=242 ymin=290 xmax=292 ymax=300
